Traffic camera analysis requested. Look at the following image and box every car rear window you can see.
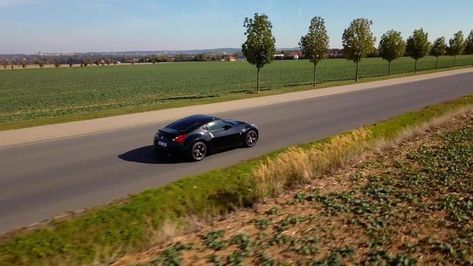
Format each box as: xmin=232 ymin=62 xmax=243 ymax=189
xmin=166 ymin=116 xmax=212 ymax=131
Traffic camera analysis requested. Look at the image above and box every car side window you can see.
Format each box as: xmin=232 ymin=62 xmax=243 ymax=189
xmin=206 ymin=120 xmax=225 ymax=131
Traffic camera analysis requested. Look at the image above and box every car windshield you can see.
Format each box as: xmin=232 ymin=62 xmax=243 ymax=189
xmin=224 ymin=119 xmax=238 ymax=125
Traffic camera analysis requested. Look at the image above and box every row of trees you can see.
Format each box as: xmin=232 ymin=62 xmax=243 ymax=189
xmin=242 ymin=13 xmax=473 ymax=91
xmin=1 ymin=55 xmax=131 ymax=69
xmin=0 ymin=53 xmax=243 ymax=69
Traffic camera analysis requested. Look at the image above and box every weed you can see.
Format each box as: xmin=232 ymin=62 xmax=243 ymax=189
xmin=203 ymin=230 xmax=226 ymax=251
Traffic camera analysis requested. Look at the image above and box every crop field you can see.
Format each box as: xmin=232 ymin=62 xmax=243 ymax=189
xmin=1 ymin=55 xmax=472 ymax=126
xmin=121 ymin=111 xmax=473 ymax=265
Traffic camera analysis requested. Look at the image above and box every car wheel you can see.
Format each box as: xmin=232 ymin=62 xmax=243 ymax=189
xmin=244 ymin=130 xmax=258 ymax=147
xmin=190 ymin=141 xmax=207 ymax=161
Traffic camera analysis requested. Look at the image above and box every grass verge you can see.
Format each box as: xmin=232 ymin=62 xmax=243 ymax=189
xmin=0 ymin=95 xmax=473 ymax=265
xmin=1 ymin=65 xmax=471 ymax=131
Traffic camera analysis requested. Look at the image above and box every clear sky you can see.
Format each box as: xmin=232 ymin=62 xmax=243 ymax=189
xmin=0 ymin=0 xmax=472 ymax=54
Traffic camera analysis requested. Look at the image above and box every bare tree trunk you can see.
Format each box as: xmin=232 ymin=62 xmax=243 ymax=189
xmin=313 ymin=62 xmax=317 ymax=86
xmin=388 ymin=61 xmax=391 ymax=77
xmin=355 ymin=61 xmax=360 ymax=82
xmin=256 ymin=67 xmax=260 ymax=93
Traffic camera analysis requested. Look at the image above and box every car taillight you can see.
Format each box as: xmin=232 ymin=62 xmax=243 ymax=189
xmin=173 ymin=133 xmax=188 ymax=144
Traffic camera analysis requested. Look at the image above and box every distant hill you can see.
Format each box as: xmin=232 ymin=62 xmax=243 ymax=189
xmin=96 ymin=48 xmax=242 ymax=56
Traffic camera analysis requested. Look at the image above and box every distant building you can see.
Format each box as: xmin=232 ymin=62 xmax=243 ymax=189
xmin=328 ymin=49 xmax=344 ymax=58
xmin=287 ymin=51 xmax=302 ymax=60
xmin=274 ymin=53 xmax=285 ymax=59
xmin=227 ymin=56 xmax=236 ymax=62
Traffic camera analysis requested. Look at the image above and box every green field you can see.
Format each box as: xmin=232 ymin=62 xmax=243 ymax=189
xmin=1 ymin=55 xmax=472 ymax=128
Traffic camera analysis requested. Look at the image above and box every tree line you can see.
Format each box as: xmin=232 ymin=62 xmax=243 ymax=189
xmin=242 ymin=13 xmax=473 ymax=91
xmin=0 ymin=49 xmax=347 ymax=71
xmin=0 ymin=53 xmax=242 ymax=69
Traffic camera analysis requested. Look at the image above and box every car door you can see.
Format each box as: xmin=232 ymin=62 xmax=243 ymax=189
xmin=207 ymin=119 xmax=233 ymax=150
xmin=221 ymin=120 xmax=244 ymax=147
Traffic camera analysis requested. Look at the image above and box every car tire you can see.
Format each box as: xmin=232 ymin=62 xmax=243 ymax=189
xmin=189 ymin=141 xmax=207 ymax=161
xmin=244 ymin=130 xmax=258 ymax=147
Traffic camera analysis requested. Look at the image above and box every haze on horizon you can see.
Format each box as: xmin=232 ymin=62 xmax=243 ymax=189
xmin=0 ymin=0 xmax=472 ymax=54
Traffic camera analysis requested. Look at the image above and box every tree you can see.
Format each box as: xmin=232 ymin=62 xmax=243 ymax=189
xmin=342 ymin=18 xmax=376 ymax=82
xmin=430 ymin=37 xmax=447 ymax=69
xmin=67 ymin=57 xmax=74 ymax=67
xmin=448 ymin=31 xmax=465 ymax=66
xmin=378 ymin=30 xmax=406 ymax=76
xmin=406 ymin=28 xmax=431 ymax=73
xmin=465 ymin=30 xmax=473 ymax=65
xmin=194 ymin=54 xmax=207 ymax=61
xmin=82 ymin=57 xmax=92 ymax=67
xmin=465 ymin=30 xmax=473 ymax=54
xmin=242 ymin=13 xmax=276 ymax=92
xmin=299 ymin=16 xmax=329 ymax=86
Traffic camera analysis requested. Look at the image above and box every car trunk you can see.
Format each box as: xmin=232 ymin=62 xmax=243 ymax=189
xmin=158 ymin=128 xmax=180 ymax=139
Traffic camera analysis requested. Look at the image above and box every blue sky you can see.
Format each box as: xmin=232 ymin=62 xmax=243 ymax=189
xmin=0 ymin=0 xmax=472 ymax=54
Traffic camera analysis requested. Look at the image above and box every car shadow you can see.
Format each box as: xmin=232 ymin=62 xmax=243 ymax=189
xmin=118 ymin=145 xmax=185 ymax=164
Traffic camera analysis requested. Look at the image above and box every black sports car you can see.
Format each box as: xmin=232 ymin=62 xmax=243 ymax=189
xmin=154 ymin=114 xmax=259 ymax=161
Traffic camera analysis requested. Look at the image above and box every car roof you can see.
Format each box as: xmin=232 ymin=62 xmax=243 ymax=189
xmin=165 ymin=114 xmax=218 ymax=131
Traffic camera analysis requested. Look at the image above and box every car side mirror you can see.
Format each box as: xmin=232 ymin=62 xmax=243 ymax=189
xmin=224 ymin=123 xmax=232 ymax=130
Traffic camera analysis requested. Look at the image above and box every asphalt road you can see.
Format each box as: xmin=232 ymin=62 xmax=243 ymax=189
xmin=1 ymin=72 xmax=472 ymax=234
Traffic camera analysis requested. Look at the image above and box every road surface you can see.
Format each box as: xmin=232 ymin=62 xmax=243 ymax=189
xmin=0 ymin=72 xmax=472 ymax=234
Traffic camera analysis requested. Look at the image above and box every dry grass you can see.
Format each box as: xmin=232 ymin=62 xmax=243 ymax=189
xmin=253 ymin=128 xmax=372 ymax=197
xmin=253 ymin=106 xmax=473 ymax=199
